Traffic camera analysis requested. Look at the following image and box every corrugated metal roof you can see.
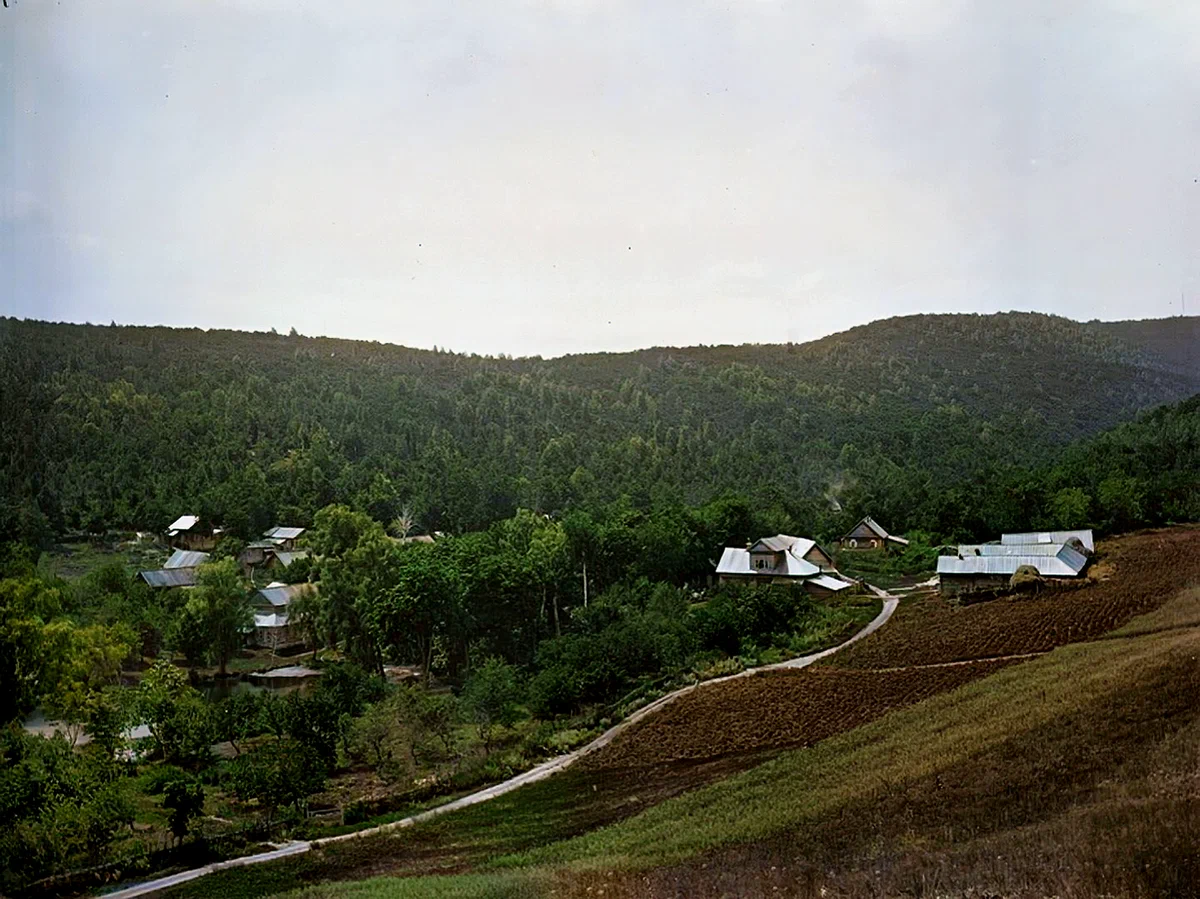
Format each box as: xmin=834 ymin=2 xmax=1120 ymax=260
xmin=138 ymin=568 xmax=199 ymax=588
xmin=958 ymin=543 xmax=1063 ymax=557
xmin=751 ymin=535 xmax=797 ymax=553
xmin=848 ymin=517 xmax=910 ymax=546
xmin=167 ymin=515 xmax=199 ymax=532
xmin=254 ymin=583 xmax=316 ymax=608
xmin=264 ymin=526 xmax=306 ymax=541
xmin=938 ymin=543 xmax=1087 ymax=578
xmin=165 ymin=549 xmax=210 ymax=569
xmin=808 ymin=574 xmax=853 ymax=592
xmin=270 ymin=551 xmax=309 ymax=567
xmin=1002 ymin=529 xmax=1094 ymax=552
xmin=716 ymin=546 xmax=820 ymax=578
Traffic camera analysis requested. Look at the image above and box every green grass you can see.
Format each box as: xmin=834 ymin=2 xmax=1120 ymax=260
xmin=39 ymin=538 xmax=169 ymax=580
xmin=236 ymin=585 xmax=1200 ymax=899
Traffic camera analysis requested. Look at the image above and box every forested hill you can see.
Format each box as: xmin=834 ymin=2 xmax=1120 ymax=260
xmin=2 ymin=312 xmax=1197 ymax=543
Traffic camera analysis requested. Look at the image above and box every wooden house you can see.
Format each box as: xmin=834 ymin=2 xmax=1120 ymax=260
xmin=840 ymin=517 xmax=909 ymax=552
xmin=263 ymin=526 xmax=306 ymax=552
xmin=166 ymin=515 xmax=221 ymax=552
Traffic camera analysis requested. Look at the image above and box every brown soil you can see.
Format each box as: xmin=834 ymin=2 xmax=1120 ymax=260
xmin=830 ymin=527 xmax=1200 ymax=670
xmin=582 ymin=659 xmax=1016 ymax=771
xmin=555 ymin=626 xmax=1200 ymax=899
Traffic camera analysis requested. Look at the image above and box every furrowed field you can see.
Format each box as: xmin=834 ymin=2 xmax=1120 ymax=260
xmin=161 ymin=527 xmax=1200 ymax=899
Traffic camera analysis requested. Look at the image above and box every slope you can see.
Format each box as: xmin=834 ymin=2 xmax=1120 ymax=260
xmin=155 ymin=527 xmax=1200 ymax=899
xmin=3 ymin=312 xmax=1197 ymax=544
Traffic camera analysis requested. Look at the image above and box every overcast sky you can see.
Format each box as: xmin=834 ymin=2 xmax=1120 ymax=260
xmin=2 ymin=1 xmax=1198 ymax=356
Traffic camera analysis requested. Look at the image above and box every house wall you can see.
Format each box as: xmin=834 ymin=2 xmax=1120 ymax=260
xmin=803 ymin=545 xmax=835 ymax=569
xmin=842 ymin=523 xmax=884 ymax=551
xmin=939 ymin=573 xmax=1010 ymax=597
xmin=171 ymin=531 xmax=217 ymax=552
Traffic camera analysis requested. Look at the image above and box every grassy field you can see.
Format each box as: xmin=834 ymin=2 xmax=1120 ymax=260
xmin=160 ymin=528 xmax=1200 ymax=899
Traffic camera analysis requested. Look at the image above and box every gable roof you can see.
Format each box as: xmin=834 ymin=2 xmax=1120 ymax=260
xmin=138 ymin=567 xmax=200 ymax=588
xmin=938 ymin=542 xmax=1089 ymax=578
xmin=1001 ymin=529 xmax=1094 ymax=553
xmin=845 ymin=516 xmax=910 ymax=546
xmin=167 ymin=514 xmax=200 ymax=533
xmin=716 ymin=545 xmax=820 ymax=579
xmin=254 ymin=582 xmax=316 ymax=608
xmin=807 ymin=574 xmax=854 ymax=592
xmin=958 ymin=543 xmax=1065 ymax=557
xmin=264 ymin=526 xmax=306 ymax=541
xmin=268 ymin=550 xmax=309 ymax=567
xmin=165 ymin=549 xmax=210 ymax=569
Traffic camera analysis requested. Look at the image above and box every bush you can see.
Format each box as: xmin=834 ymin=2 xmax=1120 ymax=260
xmin=225 ymin=737 xmax=326 ymax=816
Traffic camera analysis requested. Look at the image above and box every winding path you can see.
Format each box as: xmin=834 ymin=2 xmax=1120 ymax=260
xmin=101 ymin=593 xmax=899 ymax=898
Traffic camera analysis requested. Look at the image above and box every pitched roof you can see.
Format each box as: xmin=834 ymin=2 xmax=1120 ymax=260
xmin=167 ymin=514 xmax=200 ymax=533
xmin=716 ymin=545 xmax=820 ymax=578
xmin=1001 ymin=529 xmax=1094 ymax=553
xmin=846 ymin=516 xmax=910 ymax=546
xmin=164 ymin=549 xmax=210 ymax=569
xmin=268 ymin=550 xmax=309 ymax=567
xmin=264 ymin=526 xmax=306 ymax=541
xmin=254 ymin=582 xmax=316 ymax=608
xmin=958 ymin=543 xmax=1064 ymax=557
xmin=807 ymin=574 xmax=854 ymax=592
xmin=138 ymin=567 xmax=199 ymax=588
xmin=938 ymin=543 xmax=1088 ymax=578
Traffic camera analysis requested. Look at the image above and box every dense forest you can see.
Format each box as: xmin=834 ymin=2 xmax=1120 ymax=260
xmin=2 ymin=313 xmax=1198 ymax=546
xmin=1 ymin=313 xmax=1198 ymax=893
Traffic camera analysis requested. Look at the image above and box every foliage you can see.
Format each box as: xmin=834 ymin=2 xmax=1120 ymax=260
xmin=4 ymin=314 xmax=1197 ymax=549
xmin=169 ymin=560 xmax=253 ymax=676
xmin=163 ymin=772 xmax=206 ymax=843
xmin=225 ymin=737 xmax=327 ymax=815
xmin=138 ymin=659 xmax=215 ymax=767
xmin=462 ymin=658 xmax=524 ymax=750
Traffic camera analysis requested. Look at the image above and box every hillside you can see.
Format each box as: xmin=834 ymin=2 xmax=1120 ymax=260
xmin=151 ymin=527 xmax=1200 ymax=899
xmin=2 ymin=312 xmax=1197 ymax=545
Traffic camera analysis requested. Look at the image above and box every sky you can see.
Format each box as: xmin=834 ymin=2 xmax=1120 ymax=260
xmin=2 ymin=0 xmax=1198 ymax=357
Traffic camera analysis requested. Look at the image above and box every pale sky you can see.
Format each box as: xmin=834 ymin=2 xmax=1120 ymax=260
xmin=2 ymin=1 xmax=1198 ymax=356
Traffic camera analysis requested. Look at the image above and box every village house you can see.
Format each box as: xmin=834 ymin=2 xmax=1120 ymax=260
xmin=137 ymin=567 xmax=200 ymax=589
xmin=263 ymin=526 xmax=305 ymax=552
xmin=937 ymin=530 xmax=1093 ymax=597
xmin=249 ymin=581 xmax=315 ymax=650
xmin=165 ymin=515 xmax=221 ymax=552
xmin=716 ymin=534 xmax=854 ymax=594
xmin=840 ymin=516 xmax=909 ymax=552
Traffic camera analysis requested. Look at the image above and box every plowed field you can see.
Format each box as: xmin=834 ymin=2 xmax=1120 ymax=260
xmin=585 ymin=528 xmax=1200 ymax=773
xmin=831 ymin=527 xmax=1200 ymax=670
xmin=584 ymin=659 xmax=1015 ymax=770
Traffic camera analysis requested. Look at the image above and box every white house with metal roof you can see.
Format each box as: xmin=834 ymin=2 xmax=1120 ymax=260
xmin=716 ymin=534 xmax=853 ymax=595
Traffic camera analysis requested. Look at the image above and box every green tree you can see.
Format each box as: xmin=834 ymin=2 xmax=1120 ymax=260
xmin=176 ymin=560 xmax=252 ymax=676
xmin=1050 ymin=487 xmax=1092 ymax=530
xmin=462 ymin=657 xmax=523 ymax=751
